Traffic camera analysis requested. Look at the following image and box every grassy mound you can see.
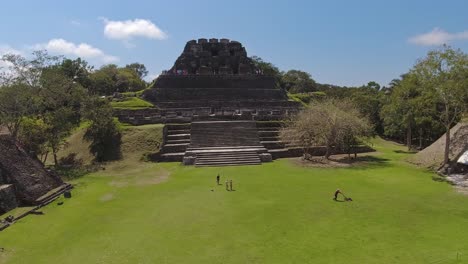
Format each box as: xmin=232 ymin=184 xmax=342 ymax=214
xmin=52 ymin=123 xmax=163 ymax=166
xmin=110 ymin=97 xmax=154 ymax=109
xmin=409 ymin=122 xmax=468 ymax=169
xmin=1 ymin=138 xmax=468 ymax=263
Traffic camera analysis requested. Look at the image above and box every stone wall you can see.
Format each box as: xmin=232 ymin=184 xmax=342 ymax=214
xmin=115 ymin=107 xmax=300 ymax=125
xmin=0 ymin=184 xmax=18 ymax=214
xmin=152 ymin=75 xmax=278 ymax=89
xmin=0 ymin=135 xmax=63 ymax=205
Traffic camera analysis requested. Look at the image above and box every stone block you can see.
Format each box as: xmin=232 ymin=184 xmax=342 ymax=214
xmin=183 ymin=156 xmax=196 ymax=165
xmin=0 ymin=185 xmax=18 ymax=214
xmin=198 ymin=38 xmax=207 ymax=44
xmin=259 ymin=153 xmax=273 ymax=162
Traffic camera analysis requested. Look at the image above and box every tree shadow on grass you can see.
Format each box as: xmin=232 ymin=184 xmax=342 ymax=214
xmin=346 ymin=155 xmax=392 ymax=170
xmin=394 ymin=150 xmax=418 ymax=154
xmin=292 ymin=154 xmax=391 ymax=170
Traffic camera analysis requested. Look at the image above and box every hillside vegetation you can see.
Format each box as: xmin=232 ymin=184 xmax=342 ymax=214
xmin=51 ymin=124 xmax=163 ymax=166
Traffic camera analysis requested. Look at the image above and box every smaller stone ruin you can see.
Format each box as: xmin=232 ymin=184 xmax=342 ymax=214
xmin=0 ymin=135 xmax=63 ymax=214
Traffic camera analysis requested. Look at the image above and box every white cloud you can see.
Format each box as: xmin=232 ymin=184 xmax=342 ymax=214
xmin=102 ymin=18 xmax=167 ymax=41
xmin=70 ymin=20 xmax=81 ymax=26
xmin=0 ymin=45 xmax=23 ymax=69
xmin=37 ymin=38 xmax=118 ymax=63
xmin=409 ymin=28 xmax=468 ymax=46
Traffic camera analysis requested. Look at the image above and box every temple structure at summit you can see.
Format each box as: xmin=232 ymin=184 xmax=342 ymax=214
xmin=115 ymin=38 xmax=303 ymax=166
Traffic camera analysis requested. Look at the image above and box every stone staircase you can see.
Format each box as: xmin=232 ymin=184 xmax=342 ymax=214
xmin=183 ymin=121 xmax=270 ymax=167
xmin=193 ymin=149 xmax=262 ymax=167
xmin=160 ymin=123 xmax=191 ymax=161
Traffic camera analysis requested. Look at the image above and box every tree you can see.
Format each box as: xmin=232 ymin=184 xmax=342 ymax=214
xmin=367 ymin=81 xmax=381 ymax=91
xmin=39 ymin=68 xmax=87 ymax=165
xmin=58 ymin=58 xmax=93 ymax=88
xmin=412 ymin=45 xmax=468 ymax=165
xmin=89 ymin=64 xmax=146 ymax=95
xmin=280 ymin=98 xmax=372 ymax=159
xmin=125 ymin=63 xmax=148 ymax=79
xmin=0 ymin=84 xmax=38 ymax=138
xmin=250 ymin=56 xmax=283 ymax=87
xmin=1 ymin=50 xmax=60 ymax=87
xmin=281 ymin=70 xmax=317 ymax=93
xmin=83 ymin=98 xmax=121 ymax=161
xmin=350 ymin=86 xmax=383 ymax=134
xmin=18 ymin=117 xmax=49 ymax=162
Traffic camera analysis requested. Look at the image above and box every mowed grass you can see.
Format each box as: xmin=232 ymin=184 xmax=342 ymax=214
xmin=1 ymin=139 xmax=468 ymax=263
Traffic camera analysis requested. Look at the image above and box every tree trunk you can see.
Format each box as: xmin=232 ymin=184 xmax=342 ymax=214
xmin=406 ymin=120 xmax=412 ymax=151
xmin=443 ymin=125 xmax=450 ymax=165
xmin=325 ymin=144 xmax=331 ymax=160
xmin=41 ymin=152 xmax=49 ymax=164
xmin=53 ymin=153 xmax=58 ymax=166
xmin=419 ymin=128 xmax=423 ymax=150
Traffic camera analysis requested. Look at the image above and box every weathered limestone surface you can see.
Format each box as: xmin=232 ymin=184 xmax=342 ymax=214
xmin=168 ymin=38 xmax=255 ymax=75
xmin=0 ymin=135 xmax=63 ymax=205
xmin=0 ymin=184 xmax=18 ymax=214
xmin=140 ymin=38 xmax=301 ymax=118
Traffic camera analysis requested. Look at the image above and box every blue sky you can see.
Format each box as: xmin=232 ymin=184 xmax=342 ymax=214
xmin=1 ymin=0 xmax=467 ymax=86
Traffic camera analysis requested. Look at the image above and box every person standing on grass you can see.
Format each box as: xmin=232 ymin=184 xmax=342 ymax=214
xmin=229 ymin=180 xmax=233 ymax=191
xmin=216 ymin=174 xmax=220 ymax=185
xmin=225 ymin=180 xmax=229 ymax=191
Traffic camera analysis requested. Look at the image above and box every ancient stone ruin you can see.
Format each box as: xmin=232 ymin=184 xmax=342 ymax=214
xmin=117 ymin=38 xmax=303 ymax=166
xmin=168 ymin=38 xmax=257 ymax=75
xmin=0 ymin=135 xmax=64 ymax=214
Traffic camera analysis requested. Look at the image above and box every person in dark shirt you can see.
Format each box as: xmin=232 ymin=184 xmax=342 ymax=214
xmin=216 ymin=174 xmax=220 ymax=185
xmin=334 ymin=189 xmax=342 ymax=200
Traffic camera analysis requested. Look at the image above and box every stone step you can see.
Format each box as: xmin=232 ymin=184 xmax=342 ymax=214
xmin=197 ymin=152 xmax=260 ymax=157
xmin=167 ymin=129 xmax=190 ymax=135
xmin=256 ymin=127 xmax=280 ymax=131
xmin=259 ymin=136 xmax=279 ymax=141
xmin=166 ymin=139 xmax=191 ymax=144
xmin=195 ymin=159 xmax=261 ymax=166
xmin=194 ymin=148 xmax=261 ymax=167
xmin=197 ymin=155 xmax=260 ymax=160
xmin=256 ymin=122 xmax=283 ymax=128
xmin=166 ymin=124 xmax=191 ymax=130
xmin=195 ymin=162 xmax=261 ymax=167
xmin=167 ymin=134 xmax=191 ymax=140
xmin=162 ymin=143 xmax=189 ymax=153
xmin=160 ymin=152 xmax=185 ymax=162
xmin=258 ymin=131 xmax=279 ymax=137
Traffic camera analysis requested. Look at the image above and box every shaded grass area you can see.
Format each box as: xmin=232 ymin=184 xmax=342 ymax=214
xmin=1 ymin=138 xmax=467 ymax=263
xmin=110 ymin=97 xmax=154 ymax=109
xmin=50 ymin=124 xmax=163 ymax=167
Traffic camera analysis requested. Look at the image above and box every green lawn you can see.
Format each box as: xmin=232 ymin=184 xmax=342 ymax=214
xmin=1 ymin=139 xmax=468 ymax=263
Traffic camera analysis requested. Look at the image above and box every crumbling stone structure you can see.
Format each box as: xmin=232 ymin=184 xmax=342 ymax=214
xmin=168 ymin=38 xmax=256 ymax=75
xmin=142 ymin=38 xmax=299 ymax=115
xmin=0 ymin=184 xmax=17 ymax=215
xmin=0 ymin=135 xmax=63 ymax=213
